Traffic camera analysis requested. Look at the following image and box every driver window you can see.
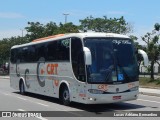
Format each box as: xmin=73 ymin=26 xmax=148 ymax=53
xmin=71 ymin=38 xmax=86 ymax=82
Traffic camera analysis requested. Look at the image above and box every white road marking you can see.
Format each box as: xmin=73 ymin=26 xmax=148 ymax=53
xmin=1 ymin=91 xmax=27 ymax=101
xmin=138 ymin=99 xmax=160 ymax=104
xmin=37 ymin=116 xmax=48 ymax=120
xmin=18 ymin=109 xmax=25 ymax=111
xmin=18 ymin=109 xmax=48 ymax=120
xmin=17 ymin=97 xmax=27 ymax=100
xmin=3 ymin=93 xmax=10 ymax=96
xmin=0 ymin=91 xmax=49 ymax=107
xmin=36 ymin=102 xmax=49 ymax=107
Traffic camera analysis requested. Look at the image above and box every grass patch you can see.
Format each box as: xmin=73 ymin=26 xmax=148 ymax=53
xmin=139 ymin=77 xmax=160 ymax=88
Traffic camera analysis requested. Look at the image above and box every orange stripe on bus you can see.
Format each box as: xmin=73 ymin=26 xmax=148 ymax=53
xmin=32 ymin=34 xmax=65 ymax=42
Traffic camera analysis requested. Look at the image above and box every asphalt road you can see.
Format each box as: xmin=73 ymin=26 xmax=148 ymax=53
xmin=0 ymin=78 xmax=160 ymax=120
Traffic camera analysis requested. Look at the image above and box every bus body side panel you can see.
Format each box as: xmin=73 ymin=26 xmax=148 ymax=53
xmin=10 ymin=61 xmax=77 ymax=101
xmin=10 ymin=63 xmax=20 ymax=90
xmin=10 ymin=62 xmax=37 ymax=92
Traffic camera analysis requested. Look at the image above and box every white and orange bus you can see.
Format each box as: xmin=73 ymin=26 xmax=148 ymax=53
xmin=10 ymin=33 xmax=148 ymax=105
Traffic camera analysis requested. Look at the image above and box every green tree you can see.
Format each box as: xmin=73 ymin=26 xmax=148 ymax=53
xmin=43 ymin=22 xmax=58 ymax=36
xmin=25 ymin=22 xmax=46 ymax=42
xmin=129 ymin=35 xmax=145 ymax=72
xmin=57 ymin=22 xmax=79 ymax=34
xmin=141 ymin=23 xmax=160 ymax=79
xmin=25 ymin=22 xmax=79 ymax=42
xmin=79 ymin=16 xmax=132 ymax=34
xmin=0 ymin=16 xmax=133 ymax=65
xmin=0 ymin=36 xmax=28 ymax=64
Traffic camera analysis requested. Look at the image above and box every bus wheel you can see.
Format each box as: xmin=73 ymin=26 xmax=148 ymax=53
xmin=19 ymin=81 xmax=25 ymax=95
xmin=60 ymin=86 xmax=70 ymax=106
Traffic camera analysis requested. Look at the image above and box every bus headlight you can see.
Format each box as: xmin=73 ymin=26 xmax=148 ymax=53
xmin=88 ymin=89 xmax=104 ymax=94
xmin=130 ymin=86 xmax=138 ymax=91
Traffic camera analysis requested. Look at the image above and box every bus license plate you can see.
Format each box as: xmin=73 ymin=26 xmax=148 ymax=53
xmin=113 ymin=96 xmax=121 ymax=100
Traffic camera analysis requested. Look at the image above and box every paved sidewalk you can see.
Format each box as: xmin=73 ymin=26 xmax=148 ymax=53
xmin=139 ymin=87 xmax=160 ymax=97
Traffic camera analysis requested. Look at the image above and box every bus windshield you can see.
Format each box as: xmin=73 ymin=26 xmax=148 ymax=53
xmin=84 ymin=38 xmax=138 ymax=84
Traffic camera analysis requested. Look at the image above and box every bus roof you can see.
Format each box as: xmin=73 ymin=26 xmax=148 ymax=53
xmin=11 ymin=32 xmax=130 ymax=49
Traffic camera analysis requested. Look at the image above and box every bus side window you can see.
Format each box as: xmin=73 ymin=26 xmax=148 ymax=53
xmin=35 ymin=44 xmax=46 ymax=61
xmin=10 ymin=49 xmax=17 ymax=63
xmin=71 ymin=38 xmax=86 ymax=82
xmin=46 ymin=41 xmax=57 ymax=61
xmin=57 ymin=39 xmax=70 ymax=61
xmin=28 ymin=46 xmax=36 ymax=62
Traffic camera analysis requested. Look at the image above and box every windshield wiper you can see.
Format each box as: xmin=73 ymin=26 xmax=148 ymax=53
xmin=104 ymin=67 xmax=114 ymax=82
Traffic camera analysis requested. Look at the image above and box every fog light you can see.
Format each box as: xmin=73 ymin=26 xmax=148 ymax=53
xmin=135 ymin=95 xmax=138 ymax=98
xmin=88 ymin=97 xmax=93 ymax=101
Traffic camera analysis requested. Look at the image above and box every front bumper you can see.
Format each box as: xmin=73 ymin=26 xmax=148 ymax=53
xmin=84 ymin=90 xmax=138 ymax=104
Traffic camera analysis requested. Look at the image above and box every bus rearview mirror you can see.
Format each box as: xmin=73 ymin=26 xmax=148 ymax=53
xmin=83 ymin=47 xmax=92 ymax=65
xmin=138 ymin=49 xmax=149 ymax=67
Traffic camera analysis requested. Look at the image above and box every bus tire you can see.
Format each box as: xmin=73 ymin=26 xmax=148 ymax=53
xmin=60 ymin=85 xmax=70 ymax=106
xmin=19 ymin=80 xmax=25 ymax=95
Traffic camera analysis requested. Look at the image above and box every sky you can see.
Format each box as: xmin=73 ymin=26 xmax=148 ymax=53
xmin=0 ymin=0 xmax=159 ymax=44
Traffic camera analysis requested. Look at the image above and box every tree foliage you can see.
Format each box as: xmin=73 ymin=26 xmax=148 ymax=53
xmin=57 ymin=22 xmax=79 ymax=34
xmin=141 ymin=23 xmax=160 ymax=79
xmin=0 ymin=16 xmax=132 ymax=64
xmin=25 ymin=22 xmax=58 ymax=42
xmin=0 ymin=36 xmax=27 ymax=64
xmin=25 ymin=22 xmax=79 ymax=42
xmin=79 ymin=16 xmax=132 ymax=34
xmin=129 ymin=35 xmax=144 ymax=70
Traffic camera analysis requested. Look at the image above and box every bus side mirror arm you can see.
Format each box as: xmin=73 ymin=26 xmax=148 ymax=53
xmin=83 ymin=47 xmax=92 ymax=65
xmin=138 ymin=49 xmax=149 ymax=67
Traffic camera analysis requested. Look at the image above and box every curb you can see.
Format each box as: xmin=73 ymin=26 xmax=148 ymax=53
xmin=139 ymin=92 xmax=160 ymax=97
xmin=140 ymin=86 xmax=160 ymax=89
xmin=0 ymin=76 xmax=10 ymax=79
xmin=3 ymin=77 xmax=10 ymax=79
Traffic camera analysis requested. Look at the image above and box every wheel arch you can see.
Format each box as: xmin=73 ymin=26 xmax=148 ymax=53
xmin=59 ymin=80 xmax=71 ymax=100
xmin=19 ymin=77 xmax=25 ymax=89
